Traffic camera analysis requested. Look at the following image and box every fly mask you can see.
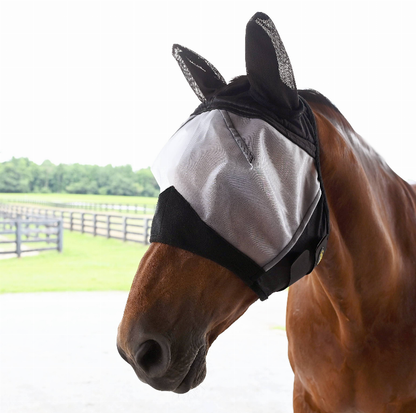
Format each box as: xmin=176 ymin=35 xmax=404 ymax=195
xmin=150 ymin=12 xmax=330 ymax=300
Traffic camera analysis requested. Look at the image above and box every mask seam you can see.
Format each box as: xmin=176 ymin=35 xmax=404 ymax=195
xmin=219 ymin=109 xmax=255 ymax=165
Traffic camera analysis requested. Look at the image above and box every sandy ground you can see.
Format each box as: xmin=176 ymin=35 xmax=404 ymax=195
xmin=0 ymin=290 xmax=294 ymax=413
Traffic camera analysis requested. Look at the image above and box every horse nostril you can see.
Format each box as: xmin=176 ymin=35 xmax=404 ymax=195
xmin=135 ymin=339 xmax=170 ymax=378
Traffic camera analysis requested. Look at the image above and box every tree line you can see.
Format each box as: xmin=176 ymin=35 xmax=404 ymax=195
xmin=0 ymin=158 xmax=160 ymax=197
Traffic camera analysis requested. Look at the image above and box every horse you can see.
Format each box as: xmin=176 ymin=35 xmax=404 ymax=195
xmin=117 ymin=12 xmax=416 ymax=412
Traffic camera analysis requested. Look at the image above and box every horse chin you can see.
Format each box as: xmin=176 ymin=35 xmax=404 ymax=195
xmin=173 ymin=346 xmax=207 ymax=394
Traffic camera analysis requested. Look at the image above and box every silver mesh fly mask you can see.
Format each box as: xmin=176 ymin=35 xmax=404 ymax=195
xmin=150 ymin=12 xmax=330 ymax=300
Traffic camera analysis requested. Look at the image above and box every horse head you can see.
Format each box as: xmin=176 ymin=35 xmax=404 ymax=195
xmin=117 ymin=12 xmax=329 ymax=394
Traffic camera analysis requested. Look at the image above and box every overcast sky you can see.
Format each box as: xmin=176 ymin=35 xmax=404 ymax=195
xmin=0 ymin=0 xmax=415 ymax=181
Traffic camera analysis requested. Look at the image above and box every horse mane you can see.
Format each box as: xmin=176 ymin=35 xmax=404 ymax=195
xmin=299 ymin=89 xmax=368 ymax=154
xmin=298 ymin=89 xmax=342 ymax=115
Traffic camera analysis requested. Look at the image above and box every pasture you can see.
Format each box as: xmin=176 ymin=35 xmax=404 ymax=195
xmin=0 ymin=230 xmax=148 ymax=293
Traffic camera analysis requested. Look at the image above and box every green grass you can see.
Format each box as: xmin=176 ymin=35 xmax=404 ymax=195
xmin=271 ymin=325 xmax=286 ymax=331
xmin=0 ymin=230 xmax=148 ymax=293
xmin=0 ymin=192 xmax=158 ymax=206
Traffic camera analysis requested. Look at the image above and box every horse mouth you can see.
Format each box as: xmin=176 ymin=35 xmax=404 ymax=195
xmin=174 ymin=346 xmax=207 ymax=394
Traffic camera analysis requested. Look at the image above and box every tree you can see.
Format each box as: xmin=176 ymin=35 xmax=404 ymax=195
xmin=135 ymin=167 xmax=159 ymax=197
xmin=0 ymin=157 xmax=33 ymax=193
xmin=0 ymin=158 xmax=160 ymax=197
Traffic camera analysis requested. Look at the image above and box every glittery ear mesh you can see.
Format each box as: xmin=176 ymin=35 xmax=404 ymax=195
xmin=255 ymin=17 xmax=296 ymax=90
xmin=172 ymin=45 xmax=226 ymax=102
xmin=173 ymin=45 xmax=205 ymax=102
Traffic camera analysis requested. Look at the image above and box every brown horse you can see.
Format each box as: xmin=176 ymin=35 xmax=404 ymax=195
xmin=117 ymin=13 xmax=416 ymax=412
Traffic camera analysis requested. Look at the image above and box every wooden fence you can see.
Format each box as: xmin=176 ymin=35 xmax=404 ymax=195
xmin=0 ymin=210 xmax=63 ymax=258
xmin=0 ymin=203 xmax=152 ymax=245
xmin=1 ymin=198 xmax=156 ymax=215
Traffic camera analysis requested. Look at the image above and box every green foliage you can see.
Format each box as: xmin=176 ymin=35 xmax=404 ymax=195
xmin=0 ymin=158 xmax=159 ymax=197
xmin=0 ymin=158 xmax=33 ymax=193
xmin=135 ymin=167 xmax=160 ymax=197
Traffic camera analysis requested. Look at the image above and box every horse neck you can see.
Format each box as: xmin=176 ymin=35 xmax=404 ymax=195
xmin=309 ymin=102 xmax=416 ymax=332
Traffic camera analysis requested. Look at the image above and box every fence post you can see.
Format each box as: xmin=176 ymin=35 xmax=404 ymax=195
xmin=70 ymin=212 xmax=74 ymax=231
xmin=81 ymin=213 xmax=85 ymax=233
xmin=122 ymin=217 xmax=127 ymax=242
xmin=46 ymin=221 xmax=51 ymax=243
xmin=16 ymin=220 xmax=22 ymax=257
xmin=58 ymin=219 xmax=63 ymax=253
xmin=144 ymin=218 xmax=150 ymax=245
xmin=93 ymin=214 xmax=97 ymax=236
xmin=25 ymin=221 xmax=29 ymax=239
xmin=107 ymin=215 xmax=111 ymax=238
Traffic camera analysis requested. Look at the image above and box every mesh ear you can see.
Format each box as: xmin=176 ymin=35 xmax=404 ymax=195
xmin=172 ymin=44 xmax=227 ymax=102
xmin=246 ymin=12 xmax=299 ymax=114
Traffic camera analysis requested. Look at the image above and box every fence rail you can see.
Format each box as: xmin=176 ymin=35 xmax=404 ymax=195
xmin=0 ymin=203 xmax=152 ymax=245
xmin=0 ymin=210 xmax=63 ymax=257
xmin=0 ymin=197 xmax=156 ymax=215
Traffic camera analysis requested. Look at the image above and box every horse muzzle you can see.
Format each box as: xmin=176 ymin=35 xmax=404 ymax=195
xmin=117 ymin=332 xmax=207 ymax=394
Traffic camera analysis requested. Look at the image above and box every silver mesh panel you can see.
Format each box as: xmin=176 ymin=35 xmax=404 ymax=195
xmin=152 ymin=110 xmax=321 ymax=269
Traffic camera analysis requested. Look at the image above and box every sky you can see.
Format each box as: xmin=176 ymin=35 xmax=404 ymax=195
xmin=0 ymin=0 xmax=415 ymax=182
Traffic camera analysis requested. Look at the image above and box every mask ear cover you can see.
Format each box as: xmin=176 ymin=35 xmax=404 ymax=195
xmin=151 ymin=12 xmax=330 ymax=300
xmin=245 ymin=12 xmax=300 ymax=116
xmin=172 ymin=44 xmax=227 ymax=102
